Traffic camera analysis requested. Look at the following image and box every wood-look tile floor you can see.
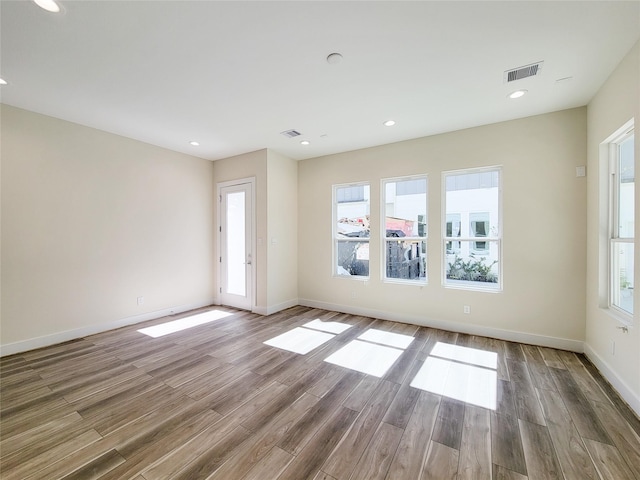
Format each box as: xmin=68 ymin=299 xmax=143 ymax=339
xmin=2 ymin=305 xmax=640 ymax=479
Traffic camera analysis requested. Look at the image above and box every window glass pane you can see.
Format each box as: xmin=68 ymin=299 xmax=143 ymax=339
xmin=469 ymin=212 xmax=490 ymax=253
xmin=446 ymin=174 xmax=499 ymax=238
xmin=386 ymin=240 xmax=426 ymax=281
xmin=446 ymin=171 xmax=499 ymax=192
xmin=445 ymin=241 xmax=499 ymax=288
xmin=337 ymin=185 xmax=366 ymax=203
xmin=396 ymin=178 xmax=427 ymax=196
xmin=444 ymin=169 xmax=500 ymax=290
xmin=384 ymin=178 xmax=427 ymax=237
xmin=618 ymin=134 xmax=634 ymax=239
xmin=611 ymin=242 xmax=634 ymax=314
xmin=336 ymin=185 xmax=370 ymax=239
xmin=336 ymin=240 xmax=369 ymax=276
xmin=226 ymin=191 xmax=246 ymax=296
xmin=446 ymin=213 xmax=461 ymax=254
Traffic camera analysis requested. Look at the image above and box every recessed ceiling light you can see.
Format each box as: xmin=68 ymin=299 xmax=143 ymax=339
xmin=508 ymin=90 xmax=527 ymax=99
xmin=326 ymin=53 xmax=343 ymax=65
xmin=383 ymin=120 xmax=396 ymax=127
xmin=0 ymin=78 xmax=7 ymax=85
xmin=300 ymin=140 xmax=310 ymax=145
xmin=189 ymin=141 xmax=200 ymax=146
xmin=33 ymin=0 xmax=61 ymax=13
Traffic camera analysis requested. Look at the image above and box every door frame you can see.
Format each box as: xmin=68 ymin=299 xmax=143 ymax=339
xmin=217 ymin=177 xmax=256 ymax=311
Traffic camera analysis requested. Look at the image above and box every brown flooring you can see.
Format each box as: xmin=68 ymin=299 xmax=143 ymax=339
xmin=1 ymin=305 xmax=640 ymax=479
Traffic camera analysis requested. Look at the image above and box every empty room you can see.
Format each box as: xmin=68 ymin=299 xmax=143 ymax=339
xmin=1 ymin=1 xmax=639 ymax=479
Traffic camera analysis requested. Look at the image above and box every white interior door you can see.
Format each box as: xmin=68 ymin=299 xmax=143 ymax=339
xmin=219 ymin=181 xmax=253 ymax=310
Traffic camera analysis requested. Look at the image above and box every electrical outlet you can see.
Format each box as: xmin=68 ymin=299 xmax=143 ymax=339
xmin=611 ymin=340 xmax=616 ymax=356
xmin=351 ymin=291 xmax=357 ymax=299
xmin=137 ymin=296 xmax=144 ymax=306
xmin=463 ymin=305 xmax=470 ymax=314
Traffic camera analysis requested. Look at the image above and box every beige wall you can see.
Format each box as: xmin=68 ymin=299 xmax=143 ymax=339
xmin=298 ymin=108 xmax=587 ymax=349
xmin=212 ymin=148 xmax=298 ymax=314
xmin=267 ymin=150 xmax=298 ymax=310
xmin=212 ymin=149 xmax=268 ymax=310
xmin=586 ymin=41 xmax=639 ymax=411
xmin=1 ymin=105 xmax=216 ymax=352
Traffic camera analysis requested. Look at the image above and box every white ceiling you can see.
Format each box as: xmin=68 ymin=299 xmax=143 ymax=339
xmin=1 ymin=1 xmax=639 ymax=161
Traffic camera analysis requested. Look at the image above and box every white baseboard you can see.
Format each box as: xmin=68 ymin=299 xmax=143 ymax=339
xmin=253 ymin=298 xmax=298 ymax=316
xmin=298 ymin=298 xmax=584 ymax=352
xmin=0 ymin=298 xmax=217 ymax=357
xmin=583 ymin=343 xmax=640 ymax=416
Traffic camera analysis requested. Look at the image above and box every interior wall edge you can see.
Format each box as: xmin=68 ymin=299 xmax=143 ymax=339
xmin=298 ymin=297 xmax=584 ymax=353
xmin=584 ymin=342 xmax=640 ymax=417
xmin=0 ymin=298 xmax=217 ymax=357
xmin=252 ymin=298 xmax=299 ymax=316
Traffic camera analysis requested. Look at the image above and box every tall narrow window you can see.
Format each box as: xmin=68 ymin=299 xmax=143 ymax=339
xmin=383 ymin=176 xmax=427 ymax=283
xmin=610 ymin=127 xmax=634 ymax=316
xmin=443 ymin=168 xmax=501 ymax=290
xmin=334 ymin=183 xmax=370 ymax=277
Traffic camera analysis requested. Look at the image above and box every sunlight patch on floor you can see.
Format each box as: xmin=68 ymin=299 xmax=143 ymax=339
xmin=137 ymin=310 xmax=233 ymax=338
xmin=430 ymin=341 xmax=497 ymax=369
xmin=324 ymin=339 xmax=405 ymax=377
xmin=410 ymin=342 xmax=497 ymax=410
xmin=263 ymin=327 xmax=335 ymax=354
xmin=302 ymin=319 xmax=353 ymax=334
xmin=357 ymin=328 xmax=414 ymax=349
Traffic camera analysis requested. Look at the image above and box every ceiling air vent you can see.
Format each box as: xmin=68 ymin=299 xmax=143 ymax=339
xmin=280 ymin=129 xmax=302 ymax=138
xmin=504 ymin=61 xmax=544 ymax=83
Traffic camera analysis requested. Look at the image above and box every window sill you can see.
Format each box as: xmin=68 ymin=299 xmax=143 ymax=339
xmin=383 ymin=278 xmax=427 ymax=287
xmin=333 ymin=274 xmax=370 ymax=282
xmin=600 ymin=306 xmax=634 ymax=327
xmin=443 ymin=280 xmax=502 ymax=293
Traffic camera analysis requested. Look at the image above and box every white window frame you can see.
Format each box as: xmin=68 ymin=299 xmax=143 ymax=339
xmin=607 ymin=121 xmax=634 ymax=321
xmin=381 ymin=175 xmax=428 ymax=285
xmin=442 ymin=166 xmax=503 ymax=292
xmin=333 ymin=182 xmax=371 ymax=279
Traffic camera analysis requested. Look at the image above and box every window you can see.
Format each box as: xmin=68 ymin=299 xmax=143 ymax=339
xmin=445 ymin=214 xmax=461 ymax=254
xmin=470 ymin=212 xmax=490 ymax=253
xmin=382 ymin=176 xmax=427 ymax=283
xmin=609 ymin=126 xmax=634 ymax=316
xmin=337 ymin=185 xmax=366 ymax=203
xmin=334 ymin=183 xmax=370 ymax=277
xmin=443 ymin=168 xmax=501 ymax=290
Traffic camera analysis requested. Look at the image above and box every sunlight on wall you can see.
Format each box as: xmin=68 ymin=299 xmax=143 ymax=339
xmin=137 ymin=310 xmax=233 ymax=338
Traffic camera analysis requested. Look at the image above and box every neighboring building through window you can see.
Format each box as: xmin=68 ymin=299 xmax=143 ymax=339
xmin=470 ymin=212 xmax=490 ymax=253
xmin=383 ymin=176 xmax=427 ymax=283
xmin=334 ymin=183 xmax=370 ymax=277
xmin=609 ymin=125 xmax=634 ymax=316
xmin=446 ymin=213 xmax=461 ymax=254
xmin=443 ymin=168 xmax=501 ymax=290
